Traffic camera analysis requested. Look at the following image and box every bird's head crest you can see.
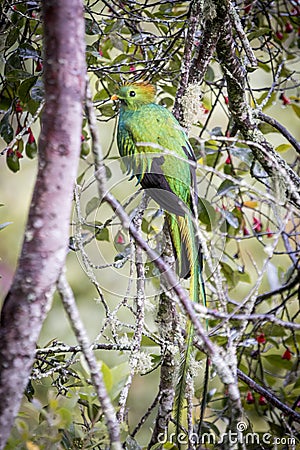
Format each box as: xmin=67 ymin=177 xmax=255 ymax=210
xmin=111 ymin=81 xmax=155 ymax=109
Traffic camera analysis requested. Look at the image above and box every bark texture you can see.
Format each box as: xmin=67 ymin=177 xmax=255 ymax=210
xmin=0 ymin=1 xmax=86 ymax=448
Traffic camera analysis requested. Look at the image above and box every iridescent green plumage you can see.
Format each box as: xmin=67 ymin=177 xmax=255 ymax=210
xmin=112 ymin=81 xmax=206 ymax=440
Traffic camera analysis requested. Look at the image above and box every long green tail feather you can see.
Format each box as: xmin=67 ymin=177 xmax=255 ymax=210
xmin=169 ymin=214 xmax=206 ymax=444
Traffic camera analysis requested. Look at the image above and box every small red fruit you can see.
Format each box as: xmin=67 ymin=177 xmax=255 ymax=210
xmin=266 ymin=227 xmax=273 ymax=238
xmin=246 ymin=392 xmax=255 ymax=404
xmin=282 ymin=348 xmax=292 ymax=360
xmin=27 ymin=131 xmax=35 ymax=145
xmin=259 ymin=395 xmax=267 ymax=406
xmin=225 ymin=156 xmax=231 ymax=164
xmin=244 ymin=3 xmax=252 ymax=15
xmin=116 ymin=233 xmax=125 ymax=244
xmin=15 ymin=101 xmax=23 ymax=113
xmin=36 ymin=61 xmax=43 ymax=72
xmin=285 ymin=22 xmax=293 ymax=33
xmin=129 ymin=65 xmax=136 ymax=72
xmin=256 ymin=333 xmax=266 ymax=344
xmin=243 ymin=227 xmax=250 ymax=236
xmin=15 ymin=151 xmax=23 ymax=159
xmin=253 ymin=216 xmax=262 ymax=232
xmin=280 ymin=93 xmax=291 ymax=105
xmin=224 ymin=96 xmax=229 ymax=105
xmin=275 ymin=31 xmax=283 ymax=40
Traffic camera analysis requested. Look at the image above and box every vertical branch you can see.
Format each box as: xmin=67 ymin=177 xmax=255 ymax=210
xmin=117 ymin=195 xmax=147 ymax=422
xmin=149 ymin=225 xmax=178 ymax=447
xmin=57 ymin=273 xmax=122 ymax=449
xmin=173 ymin=0 xmax=203 ymax=121
xmin=0 ymin=1 xmax=85 ymax=448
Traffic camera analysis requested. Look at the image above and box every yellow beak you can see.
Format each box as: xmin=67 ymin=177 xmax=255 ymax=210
xmin=111 ymin=94 xmax=119 ymax=101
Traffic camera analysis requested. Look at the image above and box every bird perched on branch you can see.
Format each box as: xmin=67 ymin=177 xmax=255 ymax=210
xmin=111 ymin=81 xmax=206 ymax=439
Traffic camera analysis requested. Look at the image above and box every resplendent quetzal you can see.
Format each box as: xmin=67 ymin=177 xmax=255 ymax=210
xmin=111 ymin=81 xmax=206 ymax=435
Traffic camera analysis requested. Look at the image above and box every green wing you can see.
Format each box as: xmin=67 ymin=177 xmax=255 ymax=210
xmin=117 ymin=103 xmax=197 ymax=214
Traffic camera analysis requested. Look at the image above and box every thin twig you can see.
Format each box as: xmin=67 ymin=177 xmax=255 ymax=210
xmin=57 ymin=272 xmax=122 ymax=449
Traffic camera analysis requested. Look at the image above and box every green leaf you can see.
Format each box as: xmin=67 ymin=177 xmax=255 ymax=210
xmin=258 ymin=123 xmax=279 ymax=134
xmin=275 ymin=143 xmax=292 ymax=153
xmin=6 ymin=69 xmax=32 ymax=81
xmin=6 ymin=151 xmax=20 ymax=172
xmin=264 ymin=354 xmax=293 ymax=370
xmin=57 ymin=407 xmax=72 ymax=427
xmin=101 ymin=362 xmax=113 ymax=393
xmin=99 ymin=104 xmax=114 ymax=117
xmin=85 ymin=18 xmax=101 ymax=35
xmin=25 ymin=141 xmax=38 ymax=159
xmin=238 ymin=272 xmax=251 ymax=283
xmin=217 ymin=180 xmax=237 ymax=196
xmin=85 ymin=197 xmax=100 ymax=217
xmin=95 ymin=227 xmax=109 ymax=241
xmin=221 ymin=262 xmax=239 ymax=288
xmin=0 ymin=111 xmax=14 ymax=143
xmin=248 ymin=28 xmax=271 ymax=41
xmin=5 ymin=27 xmax=19 ymax=48
xmin=93 ymin=89 xmax=109 ymax=102
xmin=18 ymin=76 xmax=38 ymax=104
xmin=291 ymin=104 xmax=300 ymax=118
xmin=198 ymin=197 xmax=216 ymax=229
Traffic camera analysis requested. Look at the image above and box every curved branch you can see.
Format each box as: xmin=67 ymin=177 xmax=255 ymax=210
xmin=256 ymin=111 xmax=300 ymax=155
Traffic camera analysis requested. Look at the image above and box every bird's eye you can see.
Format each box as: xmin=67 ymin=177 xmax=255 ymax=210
xmin=129 ymin=91 xmax=136 ymax=97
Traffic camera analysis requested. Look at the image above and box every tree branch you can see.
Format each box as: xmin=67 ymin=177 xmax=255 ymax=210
xmin=0 ymin=1 xmax=86 ymax=448
xmin=216 ymin=12 xmax=300 ymax=208
xmin=57 ymin=273 xmax=122 ymax=449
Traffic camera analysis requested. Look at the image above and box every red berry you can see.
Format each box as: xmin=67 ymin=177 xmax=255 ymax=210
xmin=15 ymin=151 xmax=23 ymax=159
xmin=285 ymin=22 xmax=293 ymax=33
xmin=15 ymin=101 xmax=23 ymax=113
xmin=243 ymin=227 xmax=250 ymax=236
xmin=81 ymin=134 xmax=85 ymax=142
xmin=253 ymin=216 xmax=262 ymax=232
xmin=7 ymin=148 xmax=13 ymax=157
xmin=246 ymin=392 xmax=255 ymax=404
xmin=36 ymin=61 xmax=43 ymax=72
xmin=224 ymin=96 xmax=229 ymax=105
xmin=280 ymin=93 xmax=291 ymax=105
xmin=244 ymin=4 xmax=252 ymax=15
xmin=282 ymin=348 xmax=292 ymax=360
xmin=225 ymin=156 xmax=231 ymax=164
xmin=27 ymin=131 xmax=35 ymax=145
xmin=266 ymin=227 xmax=273 ymax=238
xmin=259 ymin=395 xmax=267 ymax=406
xmin=129 ymin=65 xmax=136 ymax=72
xmin=256 ymin=333 xmax=266 ymax=344
xmin=276 ymin=31 xmax=283 ymax=40
xmin=116 ymin=233 xmax=125 ymax=244
xmin=98 ymin=49 xmax=103 ymax=57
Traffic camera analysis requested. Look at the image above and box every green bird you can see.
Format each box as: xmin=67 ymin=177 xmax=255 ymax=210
xmin=111 ymin=81 xmax=206 ymax=438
